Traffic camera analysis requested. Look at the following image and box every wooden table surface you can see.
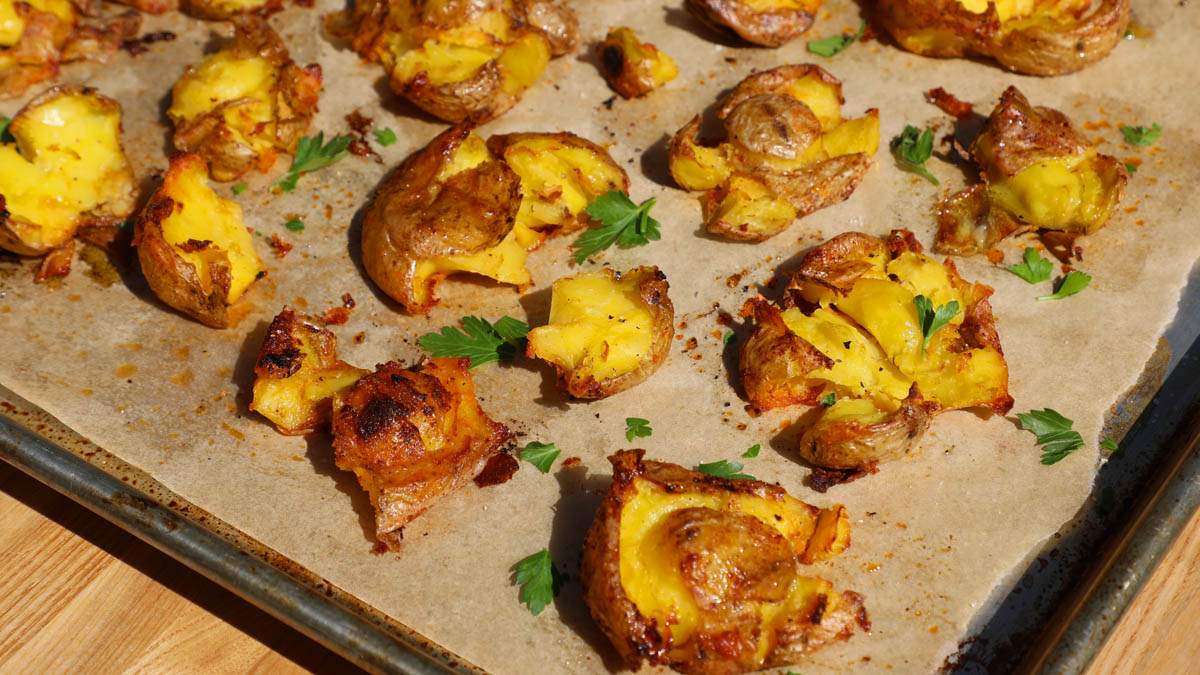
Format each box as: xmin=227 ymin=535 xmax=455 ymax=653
xmin=2 ymin=459 xmax=1198 ymax=675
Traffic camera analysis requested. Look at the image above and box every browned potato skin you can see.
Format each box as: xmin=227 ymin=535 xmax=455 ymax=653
xmin=934 ymin=183 xmax=1023 ymax=256
xmin=875 ymin=0 xmax=1130 ymax=75
xmin=331 ymin=357 xmax=512 ymax=549
xmin=536 ymin=266 xmax=675 ymax=399
xmin=182 ymin=0 xmax=282 ymax=20
xmin=717 ymin=63 xmax=841 ymax=118
xmin=360 ymin=124 xmax=521 ymax=314
xmin=739 ymin=295 xmax=831 ymax=411
xmin=581 ymin=449 xmax=869 ymax=674
xmin=399 ymin=62 xmax=511 ymax=126
xmin=594 ymin=28 xmax=670 ymax=99
xmin=685 ymin=0 xmax=816 ymax=47
xmin=797 ymin=386 xmax=937 ymax=471
xmin=755 ymin=151 xmax=873 ymax=219
xmin=523 ymin=0 xmax=578 ymax=56
xmin=171 ymin=15 xmax=323 ymax=182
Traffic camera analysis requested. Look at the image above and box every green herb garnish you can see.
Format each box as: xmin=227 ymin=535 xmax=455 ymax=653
xmin=520 ymin=441 xmax=561 ymax=473
xmin=284 ymin=218 xmax=305 ymax=232
xmin=271 ymin=132 xmax=354 ymax=192
xmin=1124 ymin=163 xmax=1138 ymax=173
xmin=819 ymin=392 xmax=836 ymax=407
xmin=1037 ymin=270 xmax=1091 ymax=301
xmin=572 ymin=190 xmax=661 ymax=264
xmin=512 ymin=549 xmax=562 ymax=616
xmin=1006 ymin=248 xmax=1053 ymax=284
xmin=890 ymin=125 xmax=940 ymax=185
xmin=417 ymin=316 xmax=529 ymax=368
xmin=807 ymin=21 xmax=866 ymax=58
xmin=742 ymin=444 xmax=761 ymax=458
xmin=1119 ymin=123 xmax=1162 ymax=146
xmin=723 ymin=331 xmax=735 ymax=345
xmin=1101 ymin=437 xmax=1119 ymax=454
xmin=373 ymin=128 xmax=397 ymax=147
xmin=696 ymin=459 xmax=755 ymax=481
xmin=0 ymin=116 xmax=14 ymax=143
xmin=231 ymin=182 xmax=248 ymax=195
xmin=913 ymin=295 xmax=959 ymax=357
xmin=1018 ymin=408 xmax=1084 ymax=465
xmin=625 ymin=417 xmax=652 ymax=441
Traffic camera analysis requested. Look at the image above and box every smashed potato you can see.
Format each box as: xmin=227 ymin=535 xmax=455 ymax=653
xmin=168 ymin=15 xmax=322 ymax=182
xmin=325 ymin=0 xmax=577 ymax=123
xmin=936 ymin=86 xmax=1127 ymax=255
xmin=331 ymin=357 xmax=512 ymax=548
xmin=740 ymin=230 xmax=1012 ymax=480
xmin=595 ymin=26 xmax=678 ymax=99
xmin=876 ymin=0 xmax=1130 ymax=75
xmin=526 ymin=266 xmax=674 ymax=399
xmin=582 ymin=450 xmax=867 ymax=673
xmin=669 ymin=64 xmax=878 ymax=241
xmin=183 ymin=0 xmax=279 ymax=20
xmin=250 ymin=308 xmax=369 ymax=435
xmin=134 ymin=153 xmax=265 ymax=328
xmin=0 ymin=85 xmax=136 ymax=263
xmin=686 ymin=0 xmax=819 ymax=47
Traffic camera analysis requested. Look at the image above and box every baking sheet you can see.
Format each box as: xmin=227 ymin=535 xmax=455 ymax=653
xmin=1 ymin=0 xmax=1198 ymax=672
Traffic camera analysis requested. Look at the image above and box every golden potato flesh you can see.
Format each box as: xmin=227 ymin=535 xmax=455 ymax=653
xmin=331 ymin=357 xmax=512 ymax=548
xmin=0 ymin=86 xmax=136 ymax=257
xmin=740 ymin=230 xmax=1012 ymax=476
xmin=936 ymin=87 xmax=1127 ymax=255
xmin=325 ymin=0 xmax=577 ymax=123
xmin=582 ymin=450 xmax=867 ymax=674
xmin=250 ymin=307 xmax=369 ymax=435
xmin=486 ymin=131 xmax=629 ymax=248
xmin=182 ymin=0 xmax=279 ymax=20
xmin=526 ymin=266 xmax=673 ymax=399
xmin=169 ymin=16 xmax=322 ymax=182
xmin=668 ymin=64 xmax=878 ymax=242
xmin=595 ymin=26 xmax=678 ymax=99
xmin=134 ymin=153 xmax=265 ymax=328
xmin=875 ymin=0 xmax=1129 ymax=75
xmin=685 ymin=0 xmax=820 ymax=47
xmin=361 ymin=124 xmax=530 ymax=314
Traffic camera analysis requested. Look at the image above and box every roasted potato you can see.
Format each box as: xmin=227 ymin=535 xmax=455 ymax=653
xmin=685 ymin=0 xmax=819 ymax=47
xmin=581 ymin=449 xmax=867 ymax=674
xmin=168 ymin=15 xmax=322 ymax=182
xmin=134 ymin=153 xmax=265 ymax=328
xmin=876 ymin=0 xmax=1130 ymax=75
xmin=0 ymin=85 xmax=136 ymax=265
xmin=740 ymin=230 xmax=1012 ymax=476
xmin=485 ymin=131 xmax=629 ymax=247
xmin=526 ymin=266 xmax=674 ymax=399
xmin=595 ymin=26 xmax=678 ymax=99
xmin=182 ymin=0 xmax=280 ymax=20
xmin=331 ymin=357 xmax=513 ymax=548
xmin=325 ymin=0 xmax=577 ymax=123
xmin=936 ymin=86 xmax=1127 ymax=255
xmin=250 ymin=308 xmax=369 ymax=435
xmin=361 ymin=124 xmax=530 ymax=314
xmin=669 ymin=64 xmax=878 ymax=241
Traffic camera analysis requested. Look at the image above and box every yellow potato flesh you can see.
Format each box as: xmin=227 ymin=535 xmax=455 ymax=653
xmin=0 ymin=0 xmax=74 ymax=46
xmin=502 ymin=135 xmax=626 ymax=234
xmin=609 ymin=26 xmax=679 ymax=89
xmin=988 ymin=153 xmax=1118 ymax=233
xmin=252 ymin=338 xmax=366 ymax=432
xmin=806 ymin=113 xmax=880 ymax=162
xmin=159 ymin=161 xmax=263 ymax=302
xmin=496 ymin=32 xmax=550 ymax=97
xmin=617 ymin=476 xmax=843 ymax=651
xmin=958 ymin=0 xmax=1089 ymax=23
xmin=779 ymin=74 xmax=842 ymax=131
xmin=0 ymin=93 xmax=134 ymax=249
xmin=781 ymin=307 xmax=910 ymax=404
xmin=169 ymin=52 xmax=279 ymax=155
xmin=526 ymin=271 xmax=653 ymax=382
xmin=670 ymin=139 xmax=731 ymax=191
xmin=204 ymin=0 xmax=271 ymax=14
xmin=709 ymin=174 xmax=797 ymax=237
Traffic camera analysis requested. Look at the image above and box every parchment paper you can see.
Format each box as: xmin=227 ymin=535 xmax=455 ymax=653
xmin=2 ymin=0 xmax=1198 ymax=671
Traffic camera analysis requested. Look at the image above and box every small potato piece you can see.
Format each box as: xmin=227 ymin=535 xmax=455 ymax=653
xmin=0 ymin=85 xmax=136 ymax=257
xmin=668 ymin=64 xmax=878 ymax=242
xmin=169 ymin=16 xmax=322 ymax=182
xmin=361 ymin=125 xmax=529 ymax=314
xmin=527 ymin=266 xmax=673 ymax=399
xmin=935 ymin=87 xmax=1126 ymax=254
xmin=739 ymin=296 xmax=831 ymax=410
xmin=134 ymin=153 xmax=265 ymax=328
xmin=250 ymin=307 xmax=369 ymax=435
xmin=581 ymin=450 xmax=867 ymax=674
xmin=875 ymin=0 xmax=1129 ymax=75
xmin=685 ymin=0 xmax=820 ymax=47
xmin=595 ymin=26 xmax=678 ymax=99
xmin=331 ymin=357 xmax=512 ymax=548
xmin=797 ymin=388 xmax=937 ymax=471
xmin=182 ymin=0 xmax=280 ymax=20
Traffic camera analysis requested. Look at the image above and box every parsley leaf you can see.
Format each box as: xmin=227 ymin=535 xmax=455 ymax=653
xmin=572 ymin=190 xmax=661 ymax=264
xmin=807 ymin=20 xmax=866 ymax=58
xmin=696 ymin=459 xmax=755 ymax=480
xmin=742 ymin=444 xmax=760 ymax=458
xmin=1006 ymin=248 xmax=1053 ymax=284
xmin=271 ymin=132 xmax=354 ymax=192
xmin=890 ymin=125 xmax=940 ymax=185
xmin=819 ymin=392 xmax=836 ymax=407
xmin=284 ymin=218 xmax=305 ymax=232
xmin=1037 ymin=270 xmax=1091 ymax=301
xmin=1124 ymin=163 xmax=1138 ymax=173
xmin=512 ymin=549 xmax=562 ymax=616
xmin=231 ymin=182 xmax=248 ymax=195
xmin=373 ymin=128 xmax=397 ymax=147
xmin=0 ymin=116 xmax=13 ymax=143
xmin=417 ymin=316 xmax=530 ymax=368
xmin=625 ymin=417 xmax=652 ymax=441
xmin=723 ymin=331 xmax=735 ymax=345
xmin=1018 ymin=408 xmax=1084 ymax=465
xmin=1119 ymin=123 xmax=1162 ymax=146
xmin=913 ymin=295 xmax=959 ymax=357
xmin=520 ymin=441 xmax=561 ymax=473
xmin=1101 ymin=437 xmax=1119 ymax=454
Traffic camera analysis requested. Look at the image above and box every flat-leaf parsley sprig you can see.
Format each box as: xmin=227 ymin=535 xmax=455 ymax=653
xmin=625 ymin=417 xmax=652 ymax=441
xmin=807 ymin=20 xmax=866 ymax=58
xmin=519 ymin=441 xmax=561 ymax=473
xmin=1006 ymin=248 xmax=1053 ymax=284
xmin=572 ymin=190 xmax=661 ymax=264
xmin=696 ymin=459 xmax=755 ymax=481
xmin=272 ymin=132 xmax=354 ymax=193
xmin=891 ymin=125 xmax=940 ymax=185
xmin=1038 ymin=270 xmax=1091 ymax=301
xmin=1018 ymin=408 xmax=1084 ymax=465
xmin=417 ymin=316 xmax=529 ymax=368
xmin=512 ymin=549 xmax=563 ymax=616
xmin=913 ymin=295 xmax=959 ymax=357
